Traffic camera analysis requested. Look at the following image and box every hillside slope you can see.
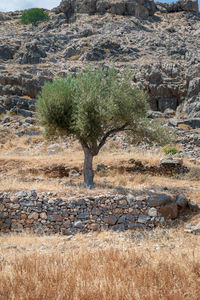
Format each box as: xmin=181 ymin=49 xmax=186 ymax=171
xmin=0 ymin=2 xmax=199 ymax=119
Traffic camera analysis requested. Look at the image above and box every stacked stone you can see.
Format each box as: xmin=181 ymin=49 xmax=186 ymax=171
xmin=0 ymin=190 xmax=193 ymax=235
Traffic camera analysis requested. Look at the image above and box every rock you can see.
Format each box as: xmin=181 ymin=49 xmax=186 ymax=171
xmin=0 ymin=44 xmax=18 ymax=60
xmin=17 ymin=40 xmax=47 ymax=64
xmin=55 ymin=0 xmax=156 ymax=17
xmin=28 ymin=212 xmax=39 ymax=220
xmin=73 ymin=220 xmax=83 ymax=228
xmin=69 ymin=169 xmax=80 ymax=177
xmin=147 ymin=110 xmax=164 ymax=119
xmin=128 ymin=223 xmax=145 ymax=229
xmin=96 ymin=162 xmax=105 ymax=171
xmin=147 ymin=193 xmax=173 ymax=207
xmin=106 ymin=215 xmax=117 ymax=225
xmin=0 ymin=12 xmax=11 ymax=21
xmin=177 ymin=119 xmax=200 ymax=129
xmin=168 ymin=118 xmax=178 ymax=127
xmin=160 ymin=158 xmax=183 ymax=168
xmin=148 ymin=207 xmax=157 ymax=217
xmin=2 ymin=116 xmax=10 ymax=124
xmin=88 ymin=223 xmax=99 ymax=230
xmin=77 ymin=212 xmax=89 ymax=219
xmin=0 ymin=105 xmax=6 ymax=114
xmin=138 ymin=215 xmax=150 ymax=223
xmin=158 ymin=204 xmax=178 ymax=219
xmin=40 ymin=212 xmax=47 ymax=219
xmin=156 ymin=0 xmax=199 ymax=13
xmin=188 ymin=200 xmax=199 ymax=211
xmin=111 ymin=224 xmax=125 ymax=231
xmin=180 ymin=0 xmax=199 ymax=12
xmin=15 ymin=190 xmax=28 ymax=198
xmin=176 ymin=194 xmax=188 ymax=208
xmin=184 ymin=222 xmax=200 ymax=233
xmin=47 ymin=214 xmax=62 ymax=221
xmin=187 ymin=78 xmax=200 ymax=98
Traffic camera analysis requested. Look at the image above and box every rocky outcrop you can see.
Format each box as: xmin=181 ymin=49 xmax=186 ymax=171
xmin=0 ymin=3 xmax=200 ymax=119
xmin=0 ymin=44 xmax=20 ymax=60
xmin=55 ymin=0 xmax=157 ymax=18
xmin=16 ymin=39 xmax=47 ymax=64
xmin=0 ymin=12 xmax=11 ymax=21
xmin=134 ymin=62 xmax=200 ymax=116
xmin=156 ymin=0 xmax=199 ymax=13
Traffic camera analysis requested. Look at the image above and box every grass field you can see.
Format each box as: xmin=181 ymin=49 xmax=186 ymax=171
xmin=0 ymin=228 xmax=200 ymax=300
xmin=0 ymin=129 xmax=200 ymax=300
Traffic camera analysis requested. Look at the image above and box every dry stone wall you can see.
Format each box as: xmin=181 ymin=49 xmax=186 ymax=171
xmin=0 ymin=190 xmax=192 ymax=235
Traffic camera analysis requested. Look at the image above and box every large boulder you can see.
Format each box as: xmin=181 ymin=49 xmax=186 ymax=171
xmin=55 ymin=0 xmax=157 ymax=17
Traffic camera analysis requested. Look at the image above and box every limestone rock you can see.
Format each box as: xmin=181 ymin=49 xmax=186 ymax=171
xmin=156 ymin=0 xmax=199 ymax=13
xmin=147 ymin=193 xmax=173 ymax=207
xmin=55 ymin=0 xmax=156 ymax=17
xmin=176 ymin=194 xmax=188 ymax=208
xmin=185 ymin=222 xmax=200 ymax=233
xmin=16 ymin=40 xmax=47 ymax=64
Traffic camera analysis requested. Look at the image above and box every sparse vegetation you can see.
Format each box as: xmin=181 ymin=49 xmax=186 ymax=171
xmin=71 ymin=54 xmax=81 ymax=61
xmin=163 ymin=146 xmax=178 ymax=155
xmin=20 ymin=8 xmax=50 ymax=26
xmin=185 ymin=167 xmax=200 ymax=180
xmin=0 ymin=113 xmax=5 ymax=121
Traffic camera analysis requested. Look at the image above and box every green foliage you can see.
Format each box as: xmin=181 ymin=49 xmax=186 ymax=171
xmin=37 ymin=67 xmax=171 ymax=150
xmin=20 ymin=8 xmax=50 ymax=26
xmin=163 ymin=146 xmax=178 ymax=155
xmin=126 ymin=119 xmax=174 ymax=147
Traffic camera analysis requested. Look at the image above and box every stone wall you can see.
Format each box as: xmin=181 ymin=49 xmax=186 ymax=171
xmin=0 ymin=190 xmax=192 ymax=235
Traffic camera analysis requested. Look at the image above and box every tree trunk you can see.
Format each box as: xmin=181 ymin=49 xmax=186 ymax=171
xmin=83 ymin=147 xmax=94 ymax=189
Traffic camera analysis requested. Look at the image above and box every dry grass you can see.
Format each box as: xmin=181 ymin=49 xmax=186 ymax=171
xmin=0 ymin=139 xmax=200 ymax=205
xmin=0 ymin=131 xmax=200 ymax=299
xmin=0 ymin=230 xmax=200 ymax=300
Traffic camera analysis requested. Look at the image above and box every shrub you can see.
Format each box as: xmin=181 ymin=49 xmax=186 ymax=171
xmin=163 ymin=146 xmax=178 ymax=155
xmin=20 ymin=8 xmax=50 ymax=26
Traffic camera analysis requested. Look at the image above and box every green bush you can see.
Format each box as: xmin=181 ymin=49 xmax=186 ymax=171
xmin=20 ymin=8 xmax=50 ymax=26
xmin=163 ymin=146 xmax=178 ymax=155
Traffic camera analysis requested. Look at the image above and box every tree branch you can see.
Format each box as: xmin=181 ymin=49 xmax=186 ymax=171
xmin=97 ymin=122 xmax=129 ymax=151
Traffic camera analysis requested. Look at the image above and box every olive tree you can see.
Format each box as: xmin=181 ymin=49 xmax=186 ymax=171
xmin=36 ymin=68 xmax=170 ymax=189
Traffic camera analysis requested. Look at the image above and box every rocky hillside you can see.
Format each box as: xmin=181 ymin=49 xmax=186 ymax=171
xmin=0 ymin=0 xmax=199 ymax=121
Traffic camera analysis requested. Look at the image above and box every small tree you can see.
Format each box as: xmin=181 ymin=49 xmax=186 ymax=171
xmin=37 ymin=68 xmax=171 ymax=188
xmin=20 ymin=8 xmax=50 ymax=26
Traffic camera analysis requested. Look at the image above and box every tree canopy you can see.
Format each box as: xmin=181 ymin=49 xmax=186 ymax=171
xmin=37 ymin=67 xmax=171 ymax=188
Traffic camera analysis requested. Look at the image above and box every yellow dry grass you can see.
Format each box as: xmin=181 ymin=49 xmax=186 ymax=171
xmin=0 ymin=229 xmax=200 ymax=300
xmin=0 ymin=137 xmax=200 ymax=204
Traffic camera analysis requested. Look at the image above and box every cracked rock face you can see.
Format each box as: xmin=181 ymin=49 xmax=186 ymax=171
xmin=55 ymin=0 xmax=157 ymax=17
xmin=156 ymin=0 xmax=199 ymax=13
